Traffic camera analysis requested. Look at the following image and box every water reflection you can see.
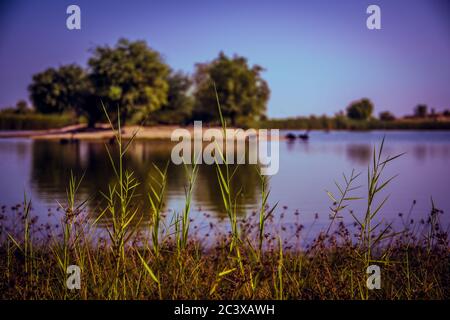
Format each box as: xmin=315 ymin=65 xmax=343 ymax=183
xmin=1 ymin=131 xmax=450 ymax=236
xmin=345 ymin=144 xmax=372 ymax=165
xmin=30 ymin=140 xmax=261 ymax=219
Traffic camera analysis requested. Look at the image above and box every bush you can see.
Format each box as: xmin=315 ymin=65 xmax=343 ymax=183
xmin=0 ymin=113 xmax=78 ymax=130
xmin=379 ymin=111 xmax=396 ymax=121
xmin=346 ymin=98 xmax=374 ymax=120
xmin=414 ymin=104 xmax=428 ymax=118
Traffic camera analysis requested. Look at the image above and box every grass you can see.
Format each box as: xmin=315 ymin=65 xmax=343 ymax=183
xmin=0 ymin=97 xmax=449 ymax=300
xmin=0 ymin=113 xmax=78 ymax=130
xmin=260 ymin=116 xmax=450 ymax=131
xmin=0 ymin=203 xmax=448 ymax=299
xmin=3 ymin=110 xmax=450 ymax=132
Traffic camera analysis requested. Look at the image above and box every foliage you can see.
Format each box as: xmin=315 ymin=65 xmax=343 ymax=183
xmin=150 ymin=72 xmax=194 ymax=125
xmin=193 ymin=52 xmax=270 ymax=125
xmin=28 ymin=64 xmax=89 ymax=115
xmin=379 ymin=111 xmax=396 ymax=121
xmin=0 ymin=113 xmax=78 ymax=130
xmin=261 ymin=115 xmax=450 ymax=131
xmin=0 ymin=100 xmax=33 ymax=115
xmin=20 ymin=38 xmax=449 ymax=130
xmin=15 ymin=100 xmax=28 ymax=113
xmin=88 ymin=38 xmax=170 ymax=123
xmin=414 ymin=104 xmax=428 ymax=118
xmin=346 ymin=98 xmax=374 ymax=120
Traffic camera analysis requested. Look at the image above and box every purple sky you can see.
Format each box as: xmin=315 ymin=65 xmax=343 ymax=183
xmin=0 ymin=0 xmax=449 ymax=118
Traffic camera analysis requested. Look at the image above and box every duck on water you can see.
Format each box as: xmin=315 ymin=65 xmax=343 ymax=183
xmin=285 ymin=131 xmax=310 ymax=141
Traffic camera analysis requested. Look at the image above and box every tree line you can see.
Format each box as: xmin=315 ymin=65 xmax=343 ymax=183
xmin=3 ymin=38 xmax=448 ymax=128
xmin=344 ymin=99 xmax=450 ymax=122
xmin=26 ymin=38 xmax=269 ymax=127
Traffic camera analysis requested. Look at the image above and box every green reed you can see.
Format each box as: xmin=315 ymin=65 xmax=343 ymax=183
xmin=180 ymin=161 xmax=199 ymax=250
xmin=213 ymin=83 xmax=244 ymax=275
xmin=51 ymin=171 xmax=87 ymax=299
xmin=256 ymin=169 xmax=278 ymax=256
xmin=326 ymin=137 xmax=405 ymax=299
xmin=98 ymin=102 xmax=142 ymax=299
xmin=148 ymin=162 xmax=168 ymax=257
xmin=6 ymin=193 xmax=34 ymax=294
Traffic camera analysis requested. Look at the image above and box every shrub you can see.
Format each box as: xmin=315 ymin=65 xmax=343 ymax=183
xmin=0 ymin=113 xmax=78 ymax=130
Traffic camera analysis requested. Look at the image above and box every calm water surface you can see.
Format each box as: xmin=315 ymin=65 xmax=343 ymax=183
xmin=1 ymin=131 xmax=449 ymax=242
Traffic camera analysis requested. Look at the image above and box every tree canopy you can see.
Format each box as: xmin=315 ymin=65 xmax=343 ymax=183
xmin=151 ymin=71 xmax=194 ymax=125
xmin=27 ymin=41 xmax=271 ymax=127
xmin=414 ymin=104 xmax=428 ymax=118
xmin=88 ymin=38 xmax=170 ymax=123
xmin=379 ymin=111 xmax=396 ymax=121
xmin=28 ymin=64 xmax=88 ymax=114
xmin=193 ymin=52 xmax=270 ymax=125
xmin=346 ymin=98 xmax=374 ymax=120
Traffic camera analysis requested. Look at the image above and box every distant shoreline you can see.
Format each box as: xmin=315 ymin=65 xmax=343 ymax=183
xmin=0 ymin=124 xmax=277 ymax=141
xmin=1 ymin=123 xmax=450 ymax=141
xmin=0 ymin=124 xmax=183 ymax=141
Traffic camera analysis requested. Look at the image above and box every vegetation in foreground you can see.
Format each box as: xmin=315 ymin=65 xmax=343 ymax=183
xmin=0 ymin=105 xmax=449 ymax=300
xmin=0 ymin=186 xmax=448 ymax=299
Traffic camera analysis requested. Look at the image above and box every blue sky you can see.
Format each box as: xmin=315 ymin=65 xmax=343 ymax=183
xmin=0 ymin=0 xmax=449 ymax=117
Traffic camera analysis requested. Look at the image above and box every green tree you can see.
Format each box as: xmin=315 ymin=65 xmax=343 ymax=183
xmin=88 ymin=38 xmax=170 ymax=123
xmin=77 ymin=91 xmax=107 ymax=127
xmin=379 ymin=111 xmax=396 ymax=121
xmin=414 ymin=104 xmax=428 ymax=118
xmin=28 ymin=64 xmax=88 ymax=114
xmin=346 ymin=98 xmax=374 ymax=120
xmin=15 ymin=100 xmax=30 ymax=114
xmin=0 ymin=100 xmax=32 ymax=114
xmin=151 ymin=71 xmax=194 ymax=125
xmin=193 ymin=52 xmax=270 ymax=125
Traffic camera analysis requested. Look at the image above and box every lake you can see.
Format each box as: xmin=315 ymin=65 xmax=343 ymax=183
xmin=1 ymin=130 xmax=449 ymax=244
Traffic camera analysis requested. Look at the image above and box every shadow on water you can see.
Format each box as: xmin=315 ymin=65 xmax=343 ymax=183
xmin=345 ymin=144 xmax=372 ymax=165
xmin=30 ymin=140 xmax=262 ymax=223
xmin=0 ymin=131 xmax=446 ymax=238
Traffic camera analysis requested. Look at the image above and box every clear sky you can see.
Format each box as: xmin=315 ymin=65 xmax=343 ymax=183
xmin=0 ymin=0 xmax=449 ymax=118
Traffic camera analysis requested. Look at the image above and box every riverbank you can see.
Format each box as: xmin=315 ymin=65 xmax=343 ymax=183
xmin=0 ymin=124 xmax=279 ymax=141
xmin=2 ymin=120 xmax=450 ymax=141
xmin=260 ymin=117 xmax=450 ymax=131
xmin=0 ymin=124 xmax=178 ymax=140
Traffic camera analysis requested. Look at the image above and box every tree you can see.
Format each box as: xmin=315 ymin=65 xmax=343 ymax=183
xmin=0 ymin=100 xmax=32 ymax=114
xmin=28 ymin=64 xmax=88 ymax=114
xmin=379 ymin=111 xmax=396 ymax=121
xmin=151 ymin=71 xmax=194 ymax=125
xmin=193 ymin=52 xmax=270 ymax=125
xmin=346 ymin=98 xmax=374 ymax=120
xmin=88 ymin=38 xmax=170 ymax=123
xmin=414 ymin=104 xmax=428 ymax=118
xmin=15 ymin=100 xmax=30 ymax=113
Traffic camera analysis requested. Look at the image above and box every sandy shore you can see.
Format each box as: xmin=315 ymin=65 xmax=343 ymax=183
xmin=0 ymin=124 xmax=280 ymax=141
xmin=0 ymin=124 xmax=186 ymax=140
